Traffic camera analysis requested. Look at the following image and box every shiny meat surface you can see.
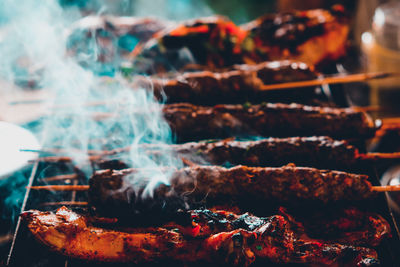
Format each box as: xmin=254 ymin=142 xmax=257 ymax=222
xmin=137 ymin=6 xmax=349 ymax=72
xmin=22 ymin=207 xmax=380 ymax=266
xmin=37 ymin=136 xmax=360 ymax=171
xmin=163 ymin=103 xmax=376 ymax=142
xmin=133 ymin=60 xmax=326 ymax=106
xmin=88 ymin=165 xmax=375 ymax=219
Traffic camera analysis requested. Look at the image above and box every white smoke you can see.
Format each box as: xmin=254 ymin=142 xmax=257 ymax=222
xmin=0 ymin=0 xmax=183 ymax=200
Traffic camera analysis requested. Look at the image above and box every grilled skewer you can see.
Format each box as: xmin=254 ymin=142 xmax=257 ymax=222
xmin=22 ymin=206 xmax=380 ymax=266
xmin=87 ymin=165 xmax=385 ymax=208
xmin=48 ymin=70 xmax=396 ymax=112
xmin=140 ymin=60 xmax=397 ymax=105
xmin=33 ymin=136 xmax=400 ymax=171
xmin=34 ymin=103 xmax=376 ymax=142
xmin=136 ymin=6 xmax=349 ymax=72
xmin=135 ymin=60 xmax=326 ymax=106
xmin=31 ymin=164 xmax=392 ymax=216
xmin=163 ymin=103 xmax=376 ymax=142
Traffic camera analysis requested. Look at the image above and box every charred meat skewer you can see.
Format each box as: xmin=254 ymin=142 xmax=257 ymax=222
xmin=134 ymin=60 xmax=327 ymax=106
xmin=22 ymin=206 xmax=380 ymax=266
xmin=163 ymin=103 xmax=376 ymax=142
xmin=87 ymin=165 xmax=376 ymax=217
xmin=38 ymin=103 xmax=377 ymax=143
xmin=32 ymin=165 xmax=394 ymax=209
xmin=35 ymin=136 xmax=400 ymax=171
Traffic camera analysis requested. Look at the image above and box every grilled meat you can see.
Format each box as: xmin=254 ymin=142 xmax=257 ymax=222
xmin=241 ymin=5 xmax=349 ymax=67
xmin=152 ymin=136 xmax=359 ymax=169
xmin=22 ymin=206 xmax=380 ymax=266
xmin=40 ymin=136 xmax=393 ymax=173
xmin=37 ymin=136 xmax=359 ymax=170
xmin=88 ymin=165 xmax=376 ymax=219
xmin=280 ymin=207 xmax=391 ymax=247
xmin=136 ymin=6 xmax=348 ymax=72
xmin=134 ymin=60 xmax=327 ymax=106
xmin=163 ymin=103 xmax=376 ymax=142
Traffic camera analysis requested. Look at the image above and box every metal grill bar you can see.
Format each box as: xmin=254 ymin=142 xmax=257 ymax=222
xmin=6 ymin=161 xmax=39 ymax=266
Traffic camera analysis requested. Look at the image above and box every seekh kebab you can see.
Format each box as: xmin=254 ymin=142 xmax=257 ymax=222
xmin=46 ymin=102 xmax=377 ymax=142
xmin=32 ymin=165 xmax=382 ymax=212
xmin=33 ymin=160 xmax=400 ymax=210
xmin=134 ymin=60 xmax=327 ymax=106
xmin=163 ymin=103 xmax=376 ymax=142
xmin=35 ymin=136 xmax=400 ymax=171
xmin=87 ymin=165 xmax=376 ymax=216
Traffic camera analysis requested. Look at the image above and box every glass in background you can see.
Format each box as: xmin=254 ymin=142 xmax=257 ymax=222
xmin=361 ymin=1 xmax=400 ymax=118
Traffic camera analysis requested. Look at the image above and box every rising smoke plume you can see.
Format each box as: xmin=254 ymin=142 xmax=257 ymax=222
xmin=0 ymin=0 xmax=223 ymax=220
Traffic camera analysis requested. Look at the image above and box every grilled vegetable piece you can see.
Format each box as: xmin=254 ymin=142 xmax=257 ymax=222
xmin=137 ymin=6 xmax=348 ymax=72
xmin=22 ymin=206 xmax=380 ymax=266
xmin=134 ymin=60 xmax=329 ymax=106
xmin=163 ymin=103 xmax=376 ymax=142
xmin=88 ymin=165 xmax=376 ymax=219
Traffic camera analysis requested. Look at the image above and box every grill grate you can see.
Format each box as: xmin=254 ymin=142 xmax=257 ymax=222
xmin=6 ymin=160 xmax=91 ymax=267
xmin=5 ymin=70 xmax=400 ymax=266
xmin=6 ymin=155 xmax=400 ymax=266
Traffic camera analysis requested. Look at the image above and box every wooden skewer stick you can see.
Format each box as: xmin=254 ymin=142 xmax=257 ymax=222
xmin=30 ymin=184 xmax=400 ymax=193
xmin=32 ymin=155 xmax=103 ymax=163
xmin=21 ymin=146 xmax=131 ymax=156
xmin=373 ymin=120 xmax=400 ymax=137
xmin=380 ymin=118 xmax=400 ymax=129
xmin=29 ymin=185 xmax=89 ymax=191
xmin=259 ymin=72 xmax=400 ymax=91
xmin=352 ymin=105 xmax=383 ymax=113
xmin=180 ymin=157 xmax=199 ymax=167
xmin=372 ymin=185 xmax=400 ymax=192
xmin=358 ymin=152 xmax=400 ymax=161
xmin=381 ymin=117 xmax=400 ymax=124
xmin=39 ymin=201 xmax=89 ymax=207
xmin=40 ymin=174 xmax=79 ymax=182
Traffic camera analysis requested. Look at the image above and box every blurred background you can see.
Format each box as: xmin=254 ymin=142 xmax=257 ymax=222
xmin=58 ymin=0 xmax=358 ymax=23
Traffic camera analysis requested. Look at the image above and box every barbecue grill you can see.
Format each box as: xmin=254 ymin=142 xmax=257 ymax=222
xmin=6 ymin=139 xmax=400 ymax=266
xmin=3 ymin=3 xmax=400 ymax=267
